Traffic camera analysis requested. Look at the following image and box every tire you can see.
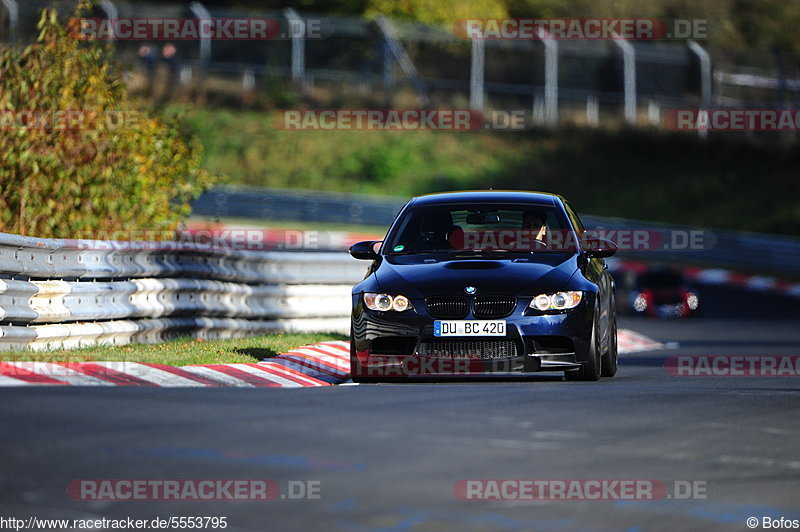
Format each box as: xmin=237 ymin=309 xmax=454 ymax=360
xmin=601 ymin=303 xmax=618 ymax=377
xmin=350 ymin=330 xmax=381 ymax=383
xmin=565 ymin=319 xmax=601 ymax=382
xmin=349 ymin=329 xmax=363 ymax=383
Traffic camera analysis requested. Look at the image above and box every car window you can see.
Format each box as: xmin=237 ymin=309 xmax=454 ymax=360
xmin=385 ymin=203 xmax=573 ymax=254
xmin=563 ymin=201 xmax=586 ymax=237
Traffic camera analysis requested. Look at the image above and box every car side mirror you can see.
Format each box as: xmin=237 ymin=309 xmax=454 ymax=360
xmin=349 ymin=240 xmax=381 ymax=260
xmin=584 ymin=238 xmax=618 ymax=258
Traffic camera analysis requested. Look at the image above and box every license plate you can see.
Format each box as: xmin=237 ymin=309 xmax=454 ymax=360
xmin=434 ymin=320 xmax=506 ymax=337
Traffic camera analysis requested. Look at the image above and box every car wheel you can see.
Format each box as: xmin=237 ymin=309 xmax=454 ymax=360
xmin=349 ymin=329 xmax=363 ymax=383
xmin=350 ymin=330 xmax=380 ymax=383
xmin=565 ymin=319 xmax=601 ymax=382
xmin=601 ymin=303 xmax=618 ymax=377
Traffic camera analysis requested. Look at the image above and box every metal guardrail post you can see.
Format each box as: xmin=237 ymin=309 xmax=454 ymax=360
xmin=613 ymin=36 xmax=637 ymax=125
xmin=284 ymin=8 xmax=306 ymax=89
xmin=375 ymin=16 xmax=430 ymax=106
xmin=537 ymin=28 xmax=558 ymax=128
xmin=1 ymin=0 xmax=17 ymax=41
xmin=469 ymin=32 xmax=484 ymax=112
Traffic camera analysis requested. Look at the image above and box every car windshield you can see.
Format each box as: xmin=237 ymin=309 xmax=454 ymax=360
xmin=384 ymin=203 xmax=575 ymax=255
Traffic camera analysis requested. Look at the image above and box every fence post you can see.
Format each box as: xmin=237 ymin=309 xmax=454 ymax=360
xmin=189 ymin=2 xmax=212 ymax=65
xmin=613 ymin=36 xmax=636 ymax=125
xmin=538 ymin=28 xmax=558 ymax=128
xmin=99 ymin=0 xmax=117 ymax=41
xmin=586 ymin=95 xmax=599 ymax=127
xmin=375 ymin=16 xmax=430 ymax=106
xmin=469 ymin=33 xmax=485 ymax=112
xmin=647 ymin=99 xmax=660 ymax=126
xmin=687 ymin=40 xmax=711 ymax=138
xmin=382 ymin=38 xmax=395 ymax=106
xmin=1 ymin=0 xmax=18 ymax=41
xmin=242 ymin=68 xmax=255 ymax=93
xmin=284 ymin=8 xmax=306 ymax=90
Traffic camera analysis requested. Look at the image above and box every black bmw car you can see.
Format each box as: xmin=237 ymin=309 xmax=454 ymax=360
xmin=348 ymin=190 xmax=618 ymax=382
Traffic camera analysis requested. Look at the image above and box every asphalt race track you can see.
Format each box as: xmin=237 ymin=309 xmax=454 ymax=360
xmin=2 ymin=285 xmax=799 ymax=531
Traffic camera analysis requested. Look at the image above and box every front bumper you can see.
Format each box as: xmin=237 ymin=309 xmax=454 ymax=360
xmin=351 ymin=294 xmax=595 ymax=378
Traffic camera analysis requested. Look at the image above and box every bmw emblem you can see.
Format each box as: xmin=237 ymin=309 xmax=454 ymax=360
xmin=464 ymin=286 xmax=477 ymax=295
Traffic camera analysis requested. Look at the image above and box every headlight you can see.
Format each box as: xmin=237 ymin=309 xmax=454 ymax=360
xmin=529 ymin=291 xmax=583 ymax=311
xmin=364 ymin=293 xmax=413 ymax=312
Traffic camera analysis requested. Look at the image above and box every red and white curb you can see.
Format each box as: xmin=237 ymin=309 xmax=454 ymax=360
xmin=617 ymin=328 xmax=670 ymax=353
xmin=0 ymin=332 xmax=665 ymax=387
xmin=0 ymin=341 xmax=350 ymax=388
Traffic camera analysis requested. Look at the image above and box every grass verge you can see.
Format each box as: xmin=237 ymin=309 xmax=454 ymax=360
xmin=179 ymin=107 xmax=800 ymax=236
xmin=1 ymin=333 xmax=348 ymax=366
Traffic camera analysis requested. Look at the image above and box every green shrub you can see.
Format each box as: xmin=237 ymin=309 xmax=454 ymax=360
xmin=0 ymin=4 xmax=211 ymax=238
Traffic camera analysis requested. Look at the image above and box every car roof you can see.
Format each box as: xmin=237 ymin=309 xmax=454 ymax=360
xmin=409 ymin=190 xmax=562 ymax=207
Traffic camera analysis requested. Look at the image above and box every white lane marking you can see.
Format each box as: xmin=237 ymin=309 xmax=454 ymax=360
xmin=179 ymin=366 xmax=256 ymax=387
xmin=94 ymin=362 xmax=205 ymax=387
xmin=487 ymin=438 xmax=559 ymax=450
xmin=529 ymin=430 xmax=590 ymax=440
xmin=5 ymin=362 xmax=115 ymax=386
xmin=718 ymin=454 xmax=800 ymax=471
xmin=232 ymin=363 xmax=303 ymax=388
xmin=701 ymin=422 xmax=798 ymax=436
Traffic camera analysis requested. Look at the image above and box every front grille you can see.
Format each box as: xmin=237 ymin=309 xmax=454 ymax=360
xmin=417 ymin=340 xmax=518 ymax=359
xmin=473 ymin=296 xmax=516 ymax=318
xmin=426 ymin=296 xmax=468 ymax=319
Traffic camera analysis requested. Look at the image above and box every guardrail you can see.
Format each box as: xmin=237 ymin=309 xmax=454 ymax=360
xmin=0 ymin=232 xmax=366 ymax=351
xmin=194 ymin=186 xmax=800 ymax=278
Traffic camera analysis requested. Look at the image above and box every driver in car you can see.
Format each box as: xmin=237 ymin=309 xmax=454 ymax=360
xmin=522 ymin=210 xmax=548 ymax=243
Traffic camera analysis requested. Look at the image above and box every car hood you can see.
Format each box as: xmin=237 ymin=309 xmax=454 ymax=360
xmin=374 ymin=254 xmax=580 ymax=297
